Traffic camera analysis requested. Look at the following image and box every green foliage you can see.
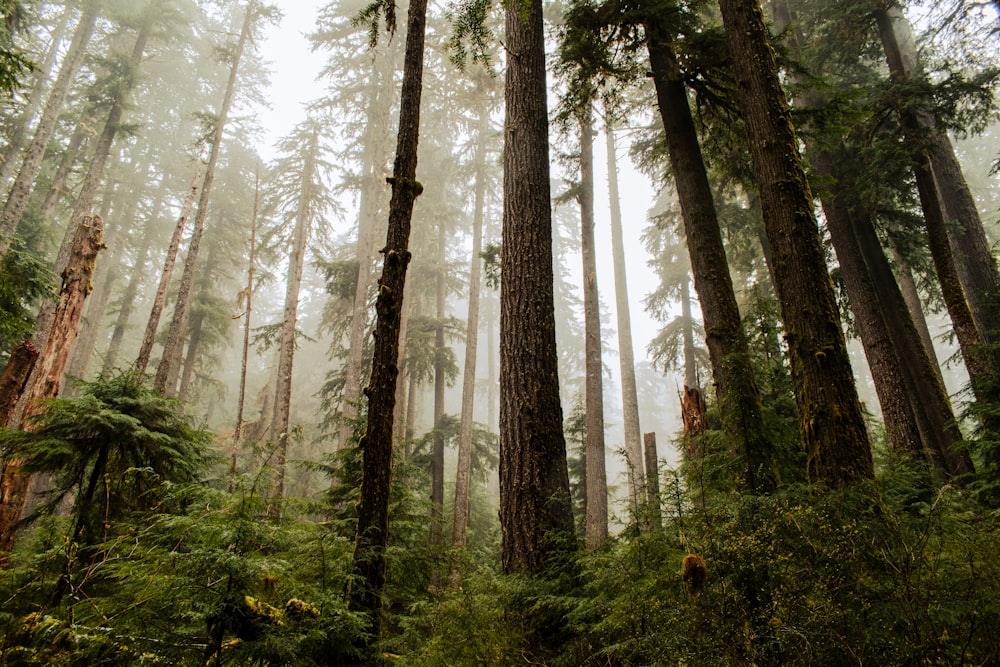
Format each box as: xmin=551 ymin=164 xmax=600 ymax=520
xmin=0 ymin=371 xmax=212 ymax=544
xmin=0 ymin=241 xmax=54 ymax=359
xmin=445 ymin=0 xmax=494 ymax=70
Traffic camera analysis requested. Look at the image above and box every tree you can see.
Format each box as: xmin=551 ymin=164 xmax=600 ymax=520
xmin=716 ymin=0 xmax=873 ymax=486
xmin=0 ymin=371 xmax=210 ymax=547
xmin=348 ymin=0 xmax=430 ymax=635
xmin=154 ymin=1 xmax=263 ymax=395
xmin=499 ymin=0 xmax=576 ymax=575
xmin=577 ymin=106 xmax=608 ymax=548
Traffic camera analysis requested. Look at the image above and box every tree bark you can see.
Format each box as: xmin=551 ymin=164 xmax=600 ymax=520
xmin=0 ymin=341 xmax=39 ymax=564
xmin=645 ymin=14 xmax=776 ymax=491
xmin=605 ymin=118 xmax=645 ymax=509
xmin=269 ymin=130 xmax=318 ymax=505
xmin=717 ymin=0 xmax=873 ymax=486
xmin=499 ymin=0 xmax=576 ymax=575
xmin=643 ymin=432 xmax=661 ymax=528
xmin=135 ymin=161 xmax=201 ymax=375
xmin=0 ymin=216 xmax=103 ymax=556
xmin=155 ymin=5 xmax=253 ymax=395
xmin=579 ymin=109 xmax=608 ymax=549
xmin=452 ymin=104 xmax=489 ymax=548
xmin=348 ymin=0 xmax=429 ymax=630
xmin=0 ymin=3 xmax=98 ymax=258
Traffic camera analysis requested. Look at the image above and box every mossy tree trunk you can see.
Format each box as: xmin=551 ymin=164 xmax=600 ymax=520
xmin=0 ymin=216 xmax=104 ymax=557
xmin=499 ymin=0 xmax=576 ymax=575
xmin=717 ymin=0 xmax=873 ymax=486
xmin=645 ymin=12 xmax=777 ymax=491
xmin=348 ymin=0 xmax=429 ymax=633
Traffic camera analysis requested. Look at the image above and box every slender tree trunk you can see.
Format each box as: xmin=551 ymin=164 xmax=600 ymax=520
xmin=0 ymin=3 xmax=99 ymax=258
xmin=0 ymin=216 xmax=103 ymax=557
xmin=579 ymin=109 xmax=608 ymax=549
xmin=337 ymin=38 xmax=396 ymax=452
xmin=155 ymin=6 xmax=253 ymax=394
xmin=499 ymin=0 xmax=576 ymax=575
xmin=348 ymin=0 xmax=429 ymax=629
xmin=269 ymin=132 xmax=318 ymax=505
xmin=392 ymin=287 xmax=412 ymax=453
xmin=0 ymin=6 xmax=72 ymax=189
xmin=645 ymin=14 xmax=776 ymax=491
xmin=452 ymin=105 xmax=489 ymax=548
xmin=681 ymin=276 xmax=698 ymax=388
xmin=430 ymin=223 xmax=446 ymax=555
xmin=231 ymin=172 xmax=260 ymax=488
xmin=605 ymin=118 xmax=645 ymax=509
xmin=717 ymin=0 xmax=873 ymax=486
xmin=35 ymin=119 xmax=89 ymax=227
xmin=643 ymin=432 xmax=661 ymax=528
xmin=888 ymin=233 xmax=942 ymax=375
xmin=135 ymin=161 xmax=201 ymax=375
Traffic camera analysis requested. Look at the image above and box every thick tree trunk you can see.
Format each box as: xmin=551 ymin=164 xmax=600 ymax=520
xmin=645 ymin=15 xmax=776 ymax=491
xmin=605 ymin=119 xmax=644 ymax=508
xmin=269 ymin=132 xmax=317 ymax=505
xmin=348 ymin=0 xmax=428 ymax=629
xmin=499 ymin=0 xmax=576 ymax=575
xmin=452 ymin=105 xmax=488 ymax=548
xmin=0 ymin=3 xmax=98 ymax=258
xmin=580 ymin=109 xmax=608 ymax=549
xmin=0 ymin=216 xmax=103 ymax=556
xmin=135 ymin=161 xmax=201 ymax=375
xmin=717 ymin=0 xmax=873 ymax=486
xmin=155 ymin=6 xmax=252 ymax=395
xmin=337 ymin=39 xmax=396 ymax=452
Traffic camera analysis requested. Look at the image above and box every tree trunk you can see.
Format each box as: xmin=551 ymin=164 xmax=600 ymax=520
xmin=645 ymin=14 xmax=776 ymax=491
xmin=452 ymin=104 xmax=488 ymax=548
xmin=643 ymin=432 xmax=661 ymax=528
xmin=269 ymin=131 xmax=318 ymax=505
xmin=35 ymin=119 xmax=89 ymax=228
xmin=0 ymin=342 xmax=39 ymax=564
xmin=580 ymin=109 xmax=608 ymax=549
xmin=155 ymin=5 xmax=253 ymax=395
xmin=337 ymin=38 xmax=396 ymax=452
xmin=717 ymin=0 xmax=873 ymax=486
xmin=876 ymin=7 xmax=998 ymax=401
xmin=681 ymin=276 xmax=698 ymax=388
xmin=135 ymin=161 xmax=201 ymax=375
xmin=499 ymin=0 xmax=576 ymax=575
xmin=887 ymin=232 xmax=942 ymax=376
xmin=348 ymin=0 xmax=429 ymax=630
xmin=230 ymin=173 xmax=261 ymax=488
xmin=605 ymin=118 xmax=645 ymax=509
xmin=0 ymin=216 xmax=104 ymax=556
xmin=430 ymin=223 xmax=446 ymax=555
xmin=0 ymin=3 xmax=98 ymax=258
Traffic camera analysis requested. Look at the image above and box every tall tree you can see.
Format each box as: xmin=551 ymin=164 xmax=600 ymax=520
xmin=154 ymin=1 xmax=258 ymax=395
xmin=641 ymin=4 xmax=777 ymax=491
xmin=500 ymin=0 xmax=576 ymax=574
xmin=578 ymin=107 xmax=608 ymax=548
xmin=604 ymin=116 xmax=644 ymax=510
xmin=267 ymin=120 xmax=325 ymax=504
xmin=716 ymin=0 xmax=873 ymax=486
xmin=348 ymin=0 xmax=429 ymax=635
